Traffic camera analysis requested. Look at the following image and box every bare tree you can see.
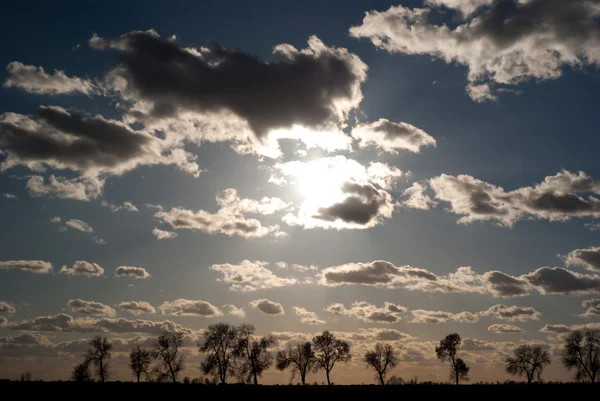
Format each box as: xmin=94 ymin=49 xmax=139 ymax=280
xmin=435 ymin=333 xmax=469 ymax=385
xmin=71 ymin=361 xmax=92 ymax=383
xmin=85 ymin=336 xmax=112 ymax=383
xmin=312 ymin=331 xmax=352 ymax=386
xmin=154 ymin=331 xmax=185 ymax=383
xmin=276 ymin=342 xmax=315 ymax=385
xmin=505 ymin=345 xmax=551 ymax=384
xmin=199 ymin=323 xmax=239 ymax=384
xmin=562 ymin=330 xmax=600 ymax=383
xmin=20 ymin=372 xmax=32 ymax=382
xmin=237 ymin=324 xmax=274 ymax=385
xmin=364 ymin=343 xmax=398 ymax=385
xmin=130 ymin=345 xmax=153 ymax=383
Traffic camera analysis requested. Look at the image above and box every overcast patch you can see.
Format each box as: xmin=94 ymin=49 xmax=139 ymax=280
xmin=209 ymin=260 xmax=297 ymax=292
xmin=249 ymin=299 xmax=284 ymax=315
xmin=350 ymin=1 xmax=600 ymax=101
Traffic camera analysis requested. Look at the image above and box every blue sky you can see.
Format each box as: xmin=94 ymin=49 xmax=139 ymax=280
xmin=1 ymin=0 xmax=600 ymax=384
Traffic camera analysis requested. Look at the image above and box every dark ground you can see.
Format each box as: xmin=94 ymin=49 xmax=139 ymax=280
xmin=0 ymin=382 xmax=596 ymax=398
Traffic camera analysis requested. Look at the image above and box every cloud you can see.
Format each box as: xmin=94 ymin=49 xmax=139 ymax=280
xmin=58 ymin=261 xmax=104 ymax=277
xmin=0 ymin=260 xmax=52 ymax=274
xmin=292 ymin=307 xmax=326 ymax=325
xmin=118 ymin=301 xmax=156 ymax=315
xmin=274 ymin=156 xmax=402 ymax=229
xmin=209 ymin=260 xmax=297 ymax=292
xmin=325 ymin=301 xmax=407 ymax=323
xmin=481 ymin=304 xmax=541 ymax=322
xmin=350 ymin=1 xmax=600 ymax=101
xmin=93 ymin=236 xmax=106 ymax=245
xmin=249 ymin=299 xmax=284 ymax=315
xmin=540 ymin=322 xmax=600 ymax=334
xmin=90 ymin=30 xmax=367 ymax=156
xmin=580 ymin=299 xmax=600 ymax=318
xmin=154 ymin=189 xmax=287 ymax=238
xmin=152 ymin=227 xmax=178 ymax=240
xmin=402 ymin=182 xmax=438 ymax=210
xmin=8 ymin=313 xmax=193 ymax=335
xmin=523 ymin=266 xmax=600 ymax=295
xmin=0 ymin=301 xmax=15 ymax=313
xmin=222 ymin=304 xmax=246 ymax=318
xmin=101 ymin=200 xmax=139 ymax=212
xmin=564 ymin=246 xmax=600 ymax=271
xmin=488 ymin=324 xmax=524 ymax=334
xmin=67 ymin=299 xmax=116 ymax=317
xmin=351 ymin=119 xmax=436 ymax=153
xmin=3 ymin=62 xmax=97 ymax=95
xmin=409 ymin=309 xmax=480 ymax=324
xmin=115 ymin=266 xmax=151 ymax=279
xmin=26 ymin=175 xmax=105 ymax=201
xmin=0 ymin=333 xmax=56 ymax=358
xmin=340 ymin=328 xmax=414 ymax=342
xmin=159 ymin=299 xmax=222 ymax=317
xmin=3 ymin=193 xmax=16 ymax=199
xmin=429 ymin=170 xmax=600 ymax=226
xmin=274 ymin=262 xmax=318 ymax=272
xmin=64 ymin=219 xmax=93 ymax=233
xmin=0 ymin=316 xmax=6 ymax=327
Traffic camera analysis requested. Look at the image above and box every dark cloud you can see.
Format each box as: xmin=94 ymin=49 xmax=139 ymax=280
xmin=315 ymin=182 xmax=391 ymax=225
xmin=564 ymin=246 xmax=600 ymax=271
xmin=481 ymin=304 xmax=541 ymax=322
xmin=350 ymin=0 xmax=600 ymax=101
xmin=115 ymin=266 xmax=151 ymax=279
xmin=249 ymin=299 xmax=284 ymax=315
xmin=118 ymin=301 xmax=156 ymax=315
xmin=524 ymin=266 xmax=600 ymax=295
xmin=0 ymin=301 xmax=15 ymax=314
xmin=461 ymin=338 xmax=497 ymax=351
xmin=67 ymin=299 xmax=116 ymax=317
xmin=485 ymin=271 xmax=530 ymax=297
xmin=409 ymin=309 xmax=480 ymax=324
xmin=91 ymin=30 xmax=366 ymax=138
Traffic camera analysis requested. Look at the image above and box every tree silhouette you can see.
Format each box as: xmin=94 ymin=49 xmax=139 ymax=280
xmin=435 ymin=333 xmax=469 ymax=385
xmin=154 ymin=331 xmax=185 ymax=383
xmin=129 ymin=345 xmax=153 ymax=383
xmin=71 ymin=360 xmax=92 ymax=383
xmin=237 ymin=323 xmax=274 ymax=385
xmin=199 ymin=322 xmax=239 ymax=384
xmin=85 ymin=336 xmax=112 ymax=383
xmin=364 ymin=343 xmax=398 ymax=385
xmin=312 ymin=330 xmax=352 ymax=386
xmin=276 ymin=341 xmax=315 ymax=385
xmin=505 ymin=345 xmax=551 ymax=384
xmin=562 ymin=330 xmax=600 ymax=383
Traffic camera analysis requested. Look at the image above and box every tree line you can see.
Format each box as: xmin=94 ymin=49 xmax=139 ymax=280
xmin=71 ymin=324 xmax=600 ymax=385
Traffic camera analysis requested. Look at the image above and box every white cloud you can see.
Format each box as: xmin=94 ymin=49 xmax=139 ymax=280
xmin=58 ymin=261 xmax=104 ymax=277
xmin=0 ymin=260 xmax=52 ymax=274
xmin=118 ymin=301 xmax=156 ymax=315
xmin=3 ymin=62 xmax=97 ymax=95
xmin=152 ymin=227 xmax=178 ymax=240
xmin=101 ymin=200 xmax=139 ymax=212
xmin=209 ymin=260 xmax=298 ymax=292
xmin=488 ymin=324 xmax=524 ymax=334
xmin=93 ymin=236 xmax=106 ymax=245
xmin=402 ymin=181 xmax=438 ymax=210
xmin=26 ymin=175 xmax=105 ymax=201
xmin=351 ymin=119 xmax=436 ymax=153
xmin=481 ymin=304 xmax=541 ymax=322
xmin=67 ymin=299 xmax=116 ymax=317
xmin=64 ymin=219 xmax=93 ymax=233
xmin=115 ymin=266 xmax=151 ymax=279
xmin=325 ymin=301 xmax=407 ymax=323
xmin=292 ymin=307 xmax=326 ymax=325
xmin=3 ymin=193 xmax=16 ymax=199
xmin=223 ymin=304 xmax=246 ymax=318
xmin=409 ymin=309 xmax=480 ymax=324
xmin=0 ymin=301 xmax=16 ymax=313
xmin=249 ymin=299 xmax=284 ymax=315
xmin=350 ymin=1 xmax=600 ymax=101
xmin=159 ymin=299 xmax=222 ymax=317
xmin=580 ymin=299 xmax=600 ymax=318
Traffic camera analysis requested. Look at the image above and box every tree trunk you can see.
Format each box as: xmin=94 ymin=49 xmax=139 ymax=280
xmin=326 ymin=370 xmax=331 ymax=386
xmin=253 ymin=371 xmax=258 ymax=385
xmin=169 ymin=364 xmax=176 ymax=383
xmin=455 ymin=366 xmax=459 ymax=385
xmin=136 ymin=372 xmax=141 ymax=383
xmin=100 ymin=360 xmax=104 ymax=383
xmin=527 ymin=370 xmax=533 ymax=385
xmin=379 ymin=373 xmax=385 ymax=386
xmin=301 ymin=370 xmax=306 ymax=386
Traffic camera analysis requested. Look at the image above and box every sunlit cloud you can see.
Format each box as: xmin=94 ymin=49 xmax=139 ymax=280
xmin=209 ymin=260 xmax=298 ymax=292
xmin=293 ymin=307 xmax=326 ymax=325
xmin=67 ymin=299 xmax=116 ymax=317
xmin=249 ymin=299 xmax=284 ymax=315
xmin=58 ymin=261 xmax=104 ymax=277
xmin=158 ymin=299 xmax=222 ymax=317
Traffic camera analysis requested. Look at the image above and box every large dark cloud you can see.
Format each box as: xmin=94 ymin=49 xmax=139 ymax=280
xmin=481 ymin=304 xmax=541 ymax=322
xmin=91 ymin=30 xmax=367 ymax=138
xmin=315 ymin=182 xmax=391 ymax=225
xmin=564 ymin=246 xmax=600 ymax=271
xmin=350 ymin=0 xmax=600 ymax=101
xmin=524 ymin=266 xmax=600 ymax=295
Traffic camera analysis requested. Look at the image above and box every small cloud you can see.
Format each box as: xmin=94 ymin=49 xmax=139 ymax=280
xmin=249 ymin=299 xmax=284 ymax=315
xmin=3 ymin=193 xmax=17 ymax=199
xmin=115 ymin=266 xmax=150 ymax=279
xmin=93 ymin=236 xmax=106 ymax=245
xmin=152 ymin=227 xmax=178 ymax=240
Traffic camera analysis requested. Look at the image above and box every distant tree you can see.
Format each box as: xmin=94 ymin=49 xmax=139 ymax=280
xmin=129 ymin=345 xmax=153 ymax=383
xmin=386 ymin=375 xmax=404 ymax=385
xmin=312 ymin=331 xmax=352 ymax=386
xmin=199 ymin=323 xmax=239 ymax=384
xmin=364 ymin=343 xmax=398 ymax=385
xmin=505 ymin=345 xmax=551 ymax=384
xmin=154 ymin=331 xmax=185 ymax=383
xmin=71 ymin=361 xmax=92 ymax=383
xmin=237 ymin=324 xmax=274 ymax=385
xmin=20 ymin=372 xmax=32 ymax=382
xmin=276 ymin=342 xmax=315 ymax=385
xmin=562 ymin=330 xmax=600 ymax=383
xmin=183 ymin=376 xmax=191 ymax=384
xmin=435 ymin=333 xmax=469 ymax=385
xmin=85 ymin=336 xmax=113 ymax=383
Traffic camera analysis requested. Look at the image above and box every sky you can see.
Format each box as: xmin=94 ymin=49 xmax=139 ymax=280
xmin=1 ymin=0 xmax=600 ymax=384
